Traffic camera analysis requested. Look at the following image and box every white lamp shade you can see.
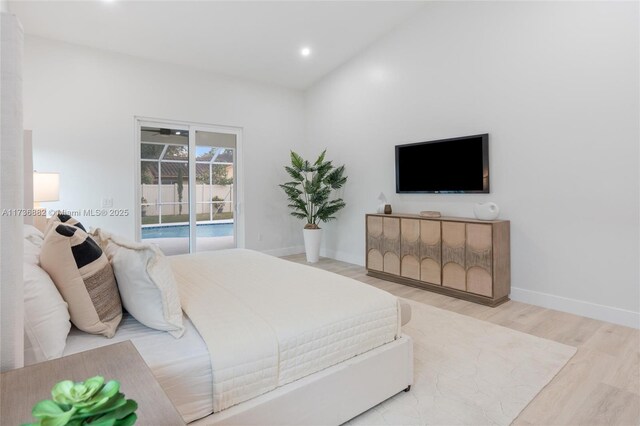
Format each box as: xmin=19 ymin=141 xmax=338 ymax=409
xmin=33 ymin=172 xmax=60 ymax=202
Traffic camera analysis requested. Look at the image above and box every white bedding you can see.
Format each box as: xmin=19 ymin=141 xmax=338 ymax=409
xmin=63 ymin=314 xmax=212 ymax=423
xmin=170 ymin=249 xmax=400 ymax=413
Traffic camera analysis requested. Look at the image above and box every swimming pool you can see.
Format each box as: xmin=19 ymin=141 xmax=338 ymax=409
xmin=142 ymin=223 xmax=234 ymax=239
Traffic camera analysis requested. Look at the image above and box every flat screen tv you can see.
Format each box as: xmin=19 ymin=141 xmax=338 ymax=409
xmin=395 ymin=134 xmax=489 ymax=193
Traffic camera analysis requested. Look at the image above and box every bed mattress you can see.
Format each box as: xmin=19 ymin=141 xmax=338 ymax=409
xmin=170 ymin=249 xmax=401 ymax=412
xmin=63 ymin=314 xmax=212 ymax=423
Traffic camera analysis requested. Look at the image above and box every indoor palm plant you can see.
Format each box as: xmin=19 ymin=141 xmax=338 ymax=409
xmin=280 ymin=150 xmax=347 ymax=262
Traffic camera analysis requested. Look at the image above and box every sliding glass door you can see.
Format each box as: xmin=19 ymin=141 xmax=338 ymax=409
xmin=138 ymin=120 xmax=240 ymax=255
xmin=194 ymin=130 xmax=236 ymax=252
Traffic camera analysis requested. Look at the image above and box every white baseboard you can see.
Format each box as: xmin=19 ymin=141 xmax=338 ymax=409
xmin=320 ymin=249 xmax=364 ymax=267
xmin=274 ymin=247 xmax=639 ymax=330
xmin=511 ymin=287 xmax=639 ymax=329
xmin=261 ymin=245 xmax=305 ymax=257
xmin=325 ymin=252 xmax=639 ymax=329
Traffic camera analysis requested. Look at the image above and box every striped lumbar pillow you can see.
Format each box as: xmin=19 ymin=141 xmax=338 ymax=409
xmin=40 ymin=223 xmax=122 ymax=337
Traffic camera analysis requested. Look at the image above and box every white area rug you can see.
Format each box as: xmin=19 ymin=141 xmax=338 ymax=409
xmin=347 ymin=300 xmax=577 ymax=426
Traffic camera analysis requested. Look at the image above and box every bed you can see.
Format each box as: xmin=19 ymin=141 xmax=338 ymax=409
xmin=58 ymin=248 xmax=414 ymax=425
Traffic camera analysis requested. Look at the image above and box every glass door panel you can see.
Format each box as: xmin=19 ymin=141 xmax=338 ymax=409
xmin=139 ymin=126 xmax=190 ymax=255
xmin=194 ymin=131 xmax=236 ymax=252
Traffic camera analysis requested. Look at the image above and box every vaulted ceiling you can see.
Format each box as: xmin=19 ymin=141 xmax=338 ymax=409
xmin=10 ymin=1 xmax=425 ymax=89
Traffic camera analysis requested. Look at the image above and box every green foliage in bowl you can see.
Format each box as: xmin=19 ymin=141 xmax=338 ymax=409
xmin=24 ymin=376 xmax=137 ymax=426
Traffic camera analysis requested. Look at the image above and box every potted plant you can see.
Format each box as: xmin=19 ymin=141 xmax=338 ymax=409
xmin=280 ymin=150 xmax=347 ymax=262
xmin=26 ymin=376 xmax=138 ymax=425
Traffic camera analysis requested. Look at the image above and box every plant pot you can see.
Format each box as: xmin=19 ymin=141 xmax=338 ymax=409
xmin=303 ymin=228 xmax=323 ymax=263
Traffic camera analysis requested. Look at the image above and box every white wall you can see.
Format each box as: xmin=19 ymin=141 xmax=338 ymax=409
xmin=306 ymin=2 xmax=639 ymax=327
xmin=23 ymin=36 xmax=305 ymax=253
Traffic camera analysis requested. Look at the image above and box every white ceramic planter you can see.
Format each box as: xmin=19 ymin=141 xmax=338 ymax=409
xmin=303 ymin=228 xmax=323 ymax=263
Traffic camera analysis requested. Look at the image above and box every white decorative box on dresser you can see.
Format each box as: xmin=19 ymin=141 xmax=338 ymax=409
xmin=366 ymin=213 xmax=511 ymax=306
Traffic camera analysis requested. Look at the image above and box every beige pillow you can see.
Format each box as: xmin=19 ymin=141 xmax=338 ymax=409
xmin=44 ymin=212 xmax=86 ymax=236
xmin=40 ymin=223 xmax=122 ymax=337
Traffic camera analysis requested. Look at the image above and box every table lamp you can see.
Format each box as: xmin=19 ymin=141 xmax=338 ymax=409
xmin=33 ymin=172 xmax=59 ymax=231
xmin=33 ymin=172 xmax=60 ymax=207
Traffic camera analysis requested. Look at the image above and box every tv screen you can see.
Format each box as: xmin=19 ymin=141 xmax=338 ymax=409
xmin=395 ymin=134 xmax=489 ymax=193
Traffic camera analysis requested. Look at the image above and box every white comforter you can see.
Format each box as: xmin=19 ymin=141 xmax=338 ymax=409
xmin=170 ymin=249 xmax=400 ymax=412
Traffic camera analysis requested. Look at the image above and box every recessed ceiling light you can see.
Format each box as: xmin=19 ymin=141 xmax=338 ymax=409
xmin=300 ymin=47 xmax=311 ymax=57
xmin=176 ymin=131 xmax=181 ymax=135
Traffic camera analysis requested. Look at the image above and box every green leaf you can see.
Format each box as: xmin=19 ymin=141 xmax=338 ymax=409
xmin=284 ymin=166 xmax=304 ymax=182
xmin=290 ymin=151 xmax=304 ymax=170
xmin=51 ymin=381 xmax=75 ymax=405
xmin=84 ymin=418 xmax=116 ymax=426
xmin=82 ymin=377 xmax=105 ymax=399
xmin=41 ymin=415 xmax=76 ymax=426
xmin=314 ymin=149 xmax=326 ymax=166
xmin=77 ymin=393 xmax=126 ymax=416
xmin=32 ymin=401 xmax=76 ymax=426
xmin=288 ymin=198 xmax=308 ymax=213
xmin=33 ymin=400 xmax=66 ymax=418
xmin=315 ymin=161 xmax=332 ymax=179
xmin=309 ymin=186 xmax=330 ymax=205
xmin=280 ymin=185 xmax=302 ymax=197
xmin=90 ymin=400 xmax=138 ymax=423
xmin=114 ymin=413 xmax=137 ymax=426
xmin=325 ymin=165 xmax=347 ymax=189
xmin=99 ymin=381 xmax=121 ymax=400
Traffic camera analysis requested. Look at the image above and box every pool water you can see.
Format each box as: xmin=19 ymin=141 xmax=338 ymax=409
xmin=142 ymin=223 xmax=234 ymax=239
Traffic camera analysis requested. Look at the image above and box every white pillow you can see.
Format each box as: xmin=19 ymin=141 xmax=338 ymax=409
xmin=23 ymin=224 xmax=44 ymax=248
xmin=23 ymin=240 xmax=71 ymax=363
xmin=23 ymin=235 xmax=41 ymax=265
xmin=91 ymin=229 xmax=184 ymax=338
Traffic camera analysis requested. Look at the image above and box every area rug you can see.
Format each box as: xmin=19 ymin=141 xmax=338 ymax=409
xmin=347 ymin=299 xmax=577 ymax=426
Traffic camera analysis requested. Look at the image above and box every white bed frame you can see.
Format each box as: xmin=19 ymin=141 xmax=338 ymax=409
xmin=20 ymin=133 xmax=414 ymax=425
xmin=191 ymin=335 xmax=413 ymax=425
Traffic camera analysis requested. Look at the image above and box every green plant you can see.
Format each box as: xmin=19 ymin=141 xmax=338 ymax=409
xmin=25 ymin=376 xmax=137 ymax=426
xmin=211 ymin=196 xmax=225 ymax=213
xmin=176 ymin=168 xmax=184 ymax=215
xmin=140 ymin=164 xmax=154 ymax=185
xmin=279 ymin=150 xmax=347 ymax=229
xmin=197 ymin=164 xmax=233 ymax=185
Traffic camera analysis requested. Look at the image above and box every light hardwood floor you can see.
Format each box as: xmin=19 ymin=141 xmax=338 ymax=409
xmin=283 ymin=254 xmax=640 ymax=426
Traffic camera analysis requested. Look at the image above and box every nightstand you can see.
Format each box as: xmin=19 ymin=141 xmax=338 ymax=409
xmin=0 ymin=341 xmax=185 ymax=425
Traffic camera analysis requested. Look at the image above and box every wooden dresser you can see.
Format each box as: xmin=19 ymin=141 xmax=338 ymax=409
xmin=366 ymin=213 xmax=510 ymax=306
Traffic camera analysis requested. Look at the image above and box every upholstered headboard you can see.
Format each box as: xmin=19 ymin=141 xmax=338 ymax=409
xmin=0 ymin=9 xmax=25 ymax=371
xmin=23 ymin=130 xmax=33 ymax=225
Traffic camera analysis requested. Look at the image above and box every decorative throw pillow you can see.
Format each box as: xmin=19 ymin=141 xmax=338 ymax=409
xmin=44 ymin=212 xmax=86 ymax=236
xmin=91 ymin=228 xmax=185 ymax=338
xmin=23 ymin=237 xmax=71 ymax=364
xmin=40 ymin=224 xmax=122 ymax=337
